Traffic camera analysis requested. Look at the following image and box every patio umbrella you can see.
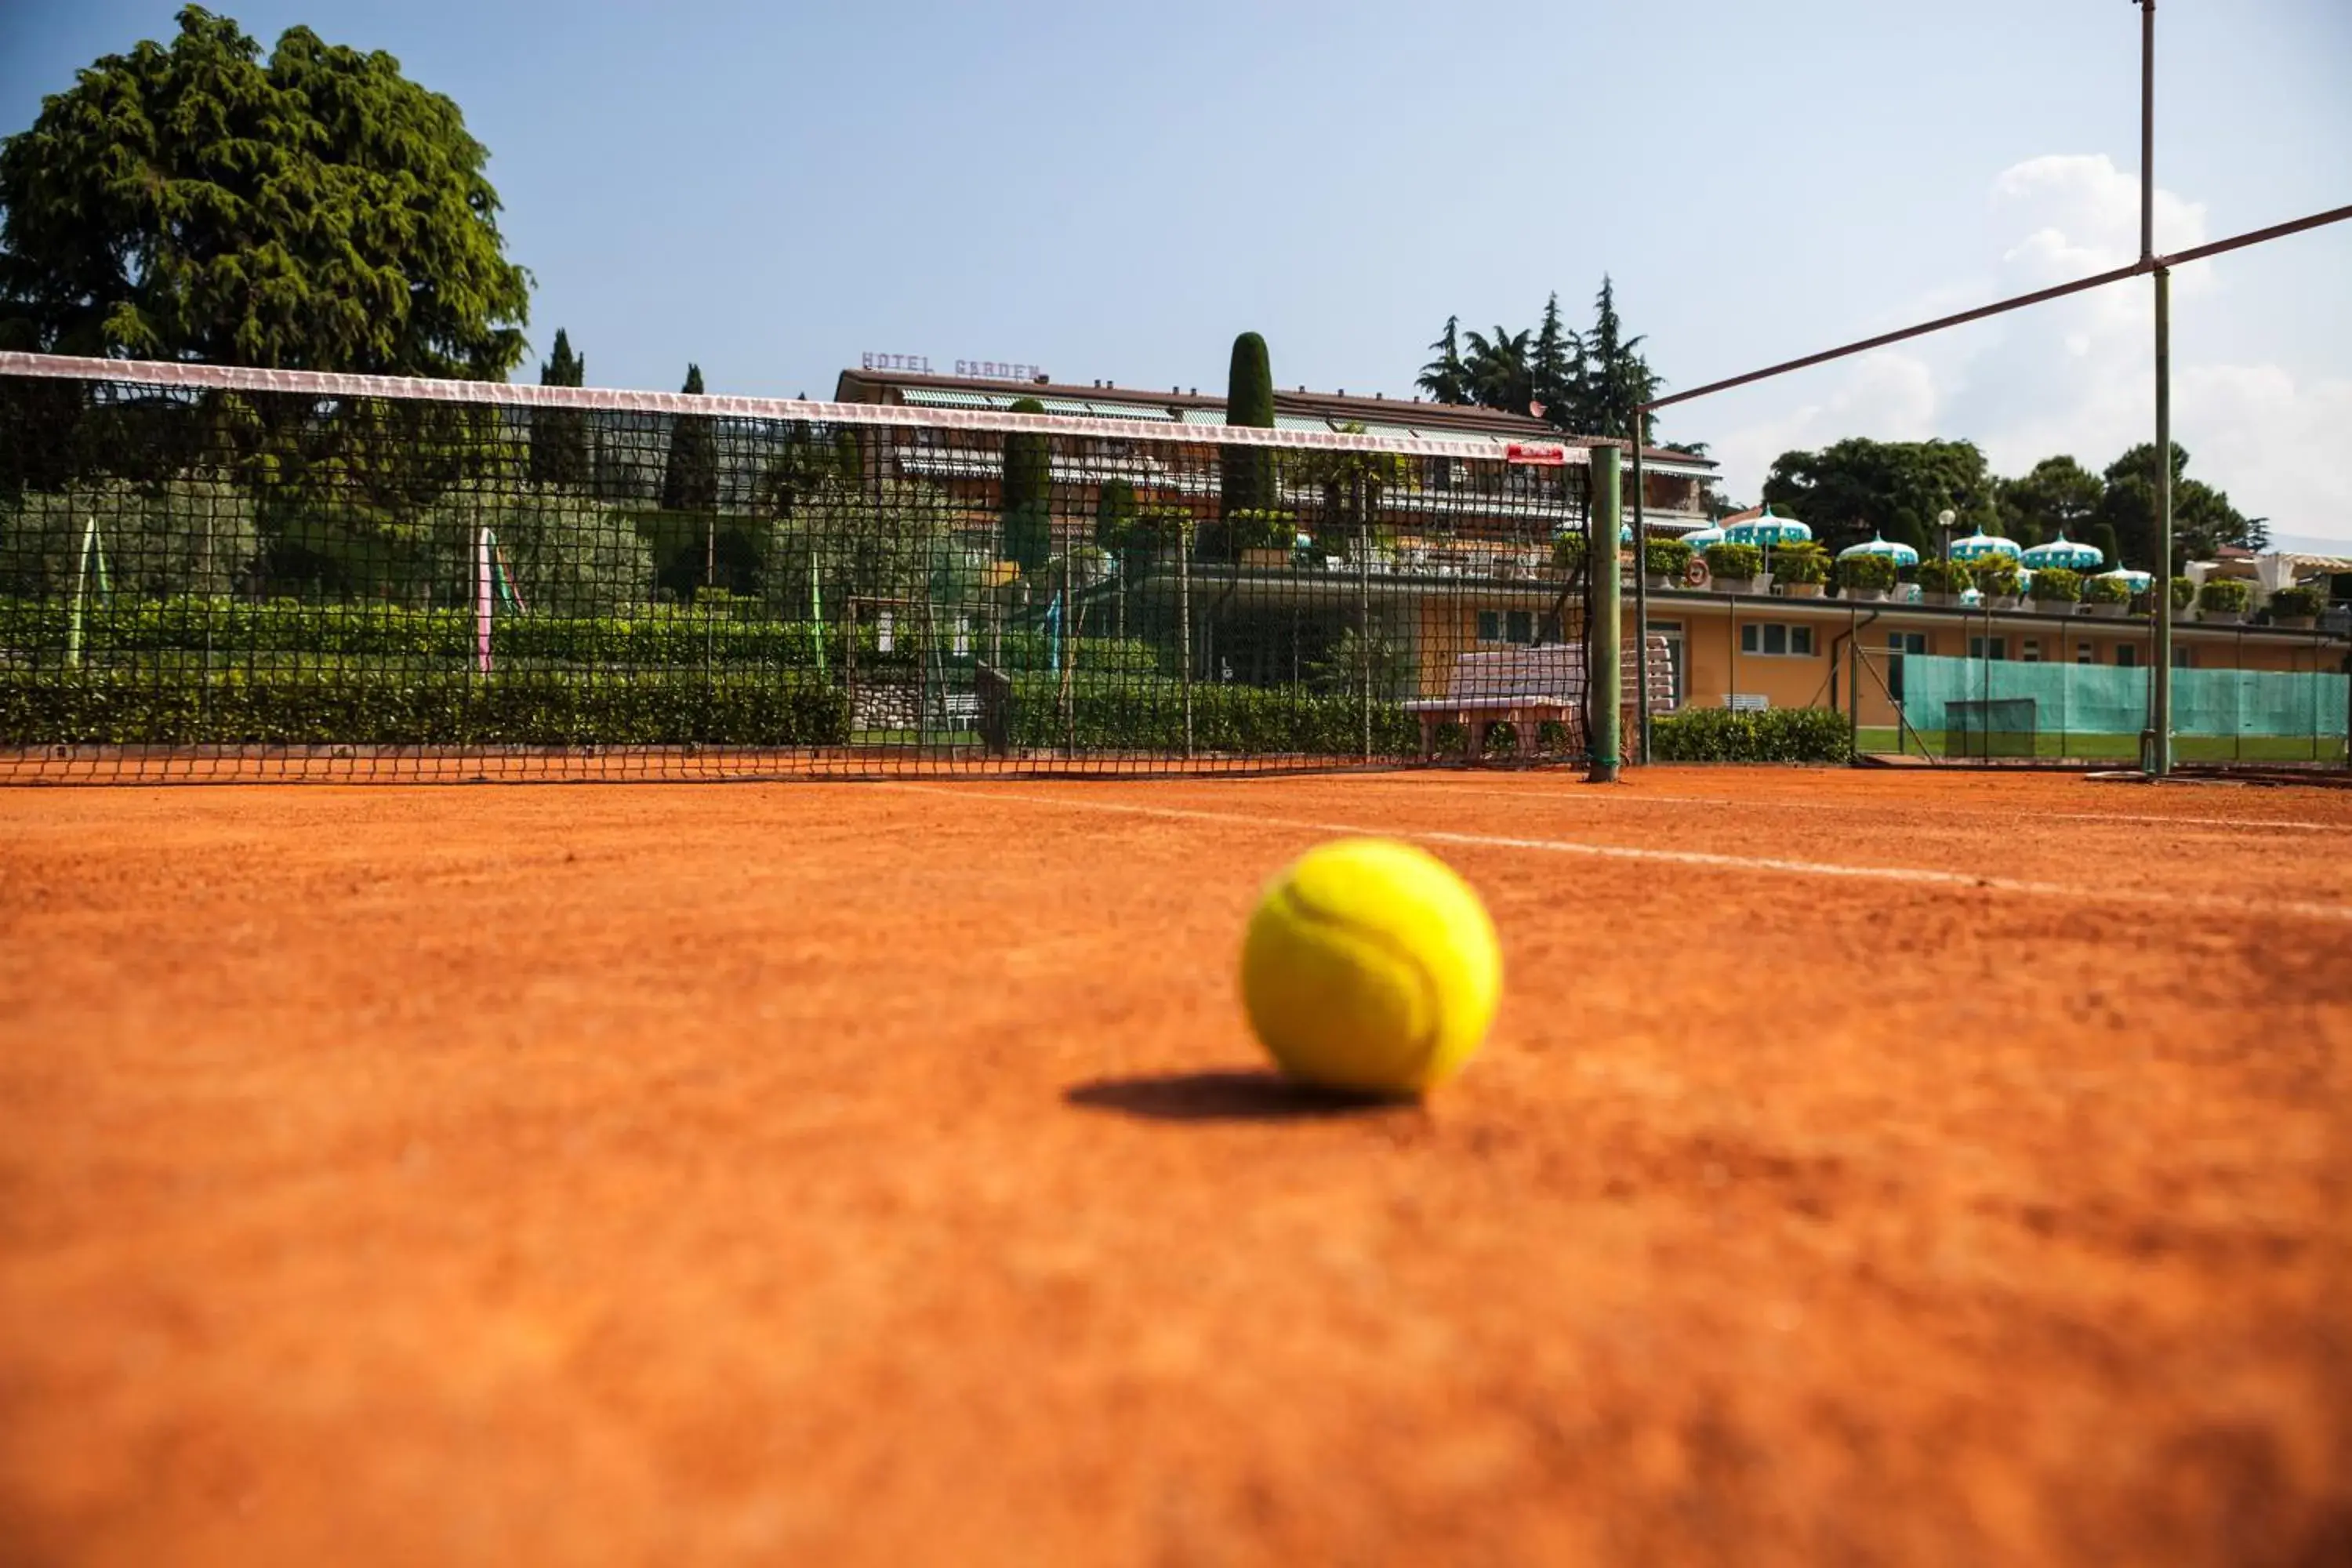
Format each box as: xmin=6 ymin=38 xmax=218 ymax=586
xmin=1678 ymin=525 xmax=1727 ymax=551
xmin=2095 ymin=565 xmax=2154 ymax=591
xmin=1723 ymin=506 xmax=1812 ymax=548
xmin=1948 ymin=531 xmax=2022 ymax=562
xmin=2020 ymin=532 xmax=2103 ymax=570
xmin=1836 ymin=532 xmax=1919 ymax=566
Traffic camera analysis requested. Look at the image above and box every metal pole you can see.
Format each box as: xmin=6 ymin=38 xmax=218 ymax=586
xmin=1588 ymin=445 xmax=1622 ymax=782
xmin=1630 ymin=420 xmax=1650 ymax=764
xmin=2140 ymin=1 xmax=2156 ymax=265
xmin=2151 ymin=264 xmax=2173 ymax=775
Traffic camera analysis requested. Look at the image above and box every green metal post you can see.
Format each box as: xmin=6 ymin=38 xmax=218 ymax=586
xmin=2151 ymin=264 xmax=2173 ymax=776
xmin=1630 ymin=416 xmax=1650 ymax=764
xmin=1588 ymin=445 xmax=1622 ymax=781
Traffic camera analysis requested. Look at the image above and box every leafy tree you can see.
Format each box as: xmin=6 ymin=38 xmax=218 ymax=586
xmin=1997 ymin=456 xmax=2102 ymax=548
xmin=1001 ymin=395 xmax=1054 ymax=572
xmin=1416 ymin=316 xmax=1471 ymax=405
xmin=1762 ymin=437 xmax=1996 ymax=557
xmin=2094 ymin=441 xmax=2263 ymax=570
xmin=531 ymin=328 xmax=589 ymax=488
xmin=0 ymin=5 xmax=528 ymax=376
xmin=422 ymin=490 xmax=652 ymax=615
xmin=1220 ymin=332 xmax=1276 ymax=529
xmin=1462 ymin=325 xmax=1532 ymax=416
xmin=661 ymin=364 xmax=718 ymax=513
xmin=1296 ymin=423 xmax=1408 ymax=545
xmin=757 ymin=424 xmax=856 ymax=519
xmin=763 ymin=477 xmax=956 ymax=621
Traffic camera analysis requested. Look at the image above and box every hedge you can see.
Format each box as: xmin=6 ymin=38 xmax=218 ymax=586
xmin=0 ymin=670 xmax=849 ymax=748
xmin=1004 ymin=674 xmax=1419 ymax=756
xmin=0 ymin=597 xmax=1165 ymax=676
xmin=1650 ymin=706 xmax=1853 ymax=763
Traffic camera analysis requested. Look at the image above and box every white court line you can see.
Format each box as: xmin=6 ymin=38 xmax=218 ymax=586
xmin=1320 ymin=779 xmax=2345 ymax=834
xmin=887 ymin=784 xmax=2352 ymax=925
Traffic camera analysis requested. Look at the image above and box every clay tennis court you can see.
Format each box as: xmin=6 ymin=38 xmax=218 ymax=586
xmin=2 ymin=766 xmax=2347 ymax=1566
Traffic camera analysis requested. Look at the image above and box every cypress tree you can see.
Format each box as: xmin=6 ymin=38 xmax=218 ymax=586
xmin=1530 ymin=293 xmax=1576 ymax=430
xmin=1002 ymin=396 xmax=1054 ymax=572
xmin=661 ymin=363 xmax=718 ymax=513
xmin=1220 ymin=331 xmax=1276 ymax=550
xmin=531 ymin=328 xmax=588 ymax=488
xmin=2089 ymin=521 xmax=2123 ymax=571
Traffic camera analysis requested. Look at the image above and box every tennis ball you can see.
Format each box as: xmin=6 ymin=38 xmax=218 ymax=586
xmin=1240 ymin=837 xmax=1501 ymax=1095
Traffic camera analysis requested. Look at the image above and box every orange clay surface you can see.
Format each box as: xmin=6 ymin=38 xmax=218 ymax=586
xmin=2 ymin=767 xmax=2348 ymax=1567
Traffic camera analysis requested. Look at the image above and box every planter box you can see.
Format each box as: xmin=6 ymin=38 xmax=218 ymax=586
xmin=2026 ymin=597 xmax=2074 ymax=615
xmin=1644 ymin=573 xmax=1675 ymax=592
xmin=1922 ymin=591 xmax=1963 ymax=608
xmin=1713 ymin=577 xmax=1756 ymax=596
xmin=1843 ymin=586 xmax=1889 ymax=603
xmin=1239 ymin=547 xmax=1289 ymax=570
xmin=1781 ymin=582 xmax=1824 ymax=598
xmin=2087 ymin=601 xmax=2127 ymax=618
xmin=2199 ymin=608 xmax=2245 ymax=625
xmin=1989 ymin=593 xmax=2021 ymax=610
xmin=2274 ymin=615 xmax=2318 ymax=630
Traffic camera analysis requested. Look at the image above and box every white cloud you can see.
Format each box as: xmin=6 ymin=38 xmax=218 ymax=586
xmin=1708 ymin=153 xmax=2350 ymax=543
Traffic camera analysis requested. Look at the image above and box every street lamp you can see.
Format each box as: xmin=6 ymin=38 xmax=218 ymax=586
xmin=1936 ymin=507 xmax=1957 ymax=559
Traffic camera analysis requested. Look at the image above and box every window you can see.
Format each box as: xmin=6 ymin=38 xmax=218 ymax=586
xmin=2172 ymin=646 xmax=2195 ymax=670
xmin=1969 ymin=636 xmax=2008 ymax=660
xmin=1506 ymin=609 xmax=1534 ymax=644
xmin=2021 ymin=639 xmax=2041 ymax=663
xmin=1886 ymin=632 xmax=1927 ymax=702
xmin=1740 ymin=622 xmax=1814 ymax=656
xmin=1476 ymin=609 xmax=1538 ymax=645
xmin=1476 ymin=611 xmax=1500 ymax=642
xmin=2076 ymin=642 xmax=2094 ymax=666
xmin=2116 ymin=644 xmax=2138 ymax=668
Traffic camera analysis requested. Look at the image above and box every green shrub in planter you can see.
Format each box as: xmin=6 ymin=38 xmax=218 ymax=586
xmin=1704 ymin=541 xmax=1763 ymax=581
xmin=1973 ymin=558 xmax=2022 ymax=597
xmin=1916 ymin=558 xmax=1972 ymax=595
xmin=2079 ymin=575 xmax=2132 ymax=606
xmin=2027 ymin=567 xmax=2082 ymax=606
xmin=1225 ymin=509 xmax=1293 ymax=552
xmin=1642 ymin=537 xmax=1693 ymax=580
xmin=1550 ymin=532 xmax=1587 ymax=573
xmin=2169 ymin=576 xmax=2196 ymax=611
xmin=1650 ymin=706 xmax=1853 ymax=764
xmin=1772 ymin=547 xmax=1828 ymax=585
xmin=1837 ymin=552 xmax=1899 ymax=593
xmin=2269 ymin=585 xmax=2325 ymax=619
xmin=2197 ymin=578 xmax=2252 ymax=613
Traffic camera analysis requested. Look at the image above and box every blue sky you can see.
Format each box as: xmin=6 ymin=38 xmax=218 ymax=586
xmin=4 ymin=1 xmax=2348 ymax=543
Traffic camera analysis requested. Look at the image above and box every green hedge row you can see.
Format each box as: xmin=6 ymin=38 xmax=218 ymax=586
xmin=0 ymin=670 xmax=849 ymax=747
xmin=1650 ymin=706 xmax=1853 ymax=764
xmin=1006 ymin=676 xmax=1421 ymax=756
xmin=0 ymin=597 xmax=1163 ymax=675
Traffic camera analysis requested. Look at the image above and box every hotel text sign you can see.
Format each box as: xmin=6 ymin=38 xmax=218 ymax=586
xmin=862 ymin=351 xmax=1046 ymax=383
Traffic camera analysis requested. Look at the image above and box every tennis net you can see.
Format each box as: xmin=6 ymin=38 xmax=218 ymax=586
xmin=0 ymin=352 xmax=1612 ymax=781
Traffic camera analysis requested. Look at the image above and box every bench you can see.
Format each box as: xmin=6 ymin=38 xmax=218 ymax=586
xmin=1402 ymin=638 xmax=1676 ymax=763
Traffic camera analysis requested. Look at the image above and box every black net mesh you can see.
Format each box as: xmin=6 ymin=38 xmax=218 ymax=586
xmin=0 ymin=354 xmax=1628 ymax=781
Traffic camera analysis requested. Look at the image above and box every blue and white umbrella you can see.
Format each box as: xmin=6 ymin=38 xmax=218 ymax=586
xmin=1836 ymin=532 xmax=1919 ymax=567
xmin=2020 ymin=532 xmax=2103 ymax=570
xmin=1678 ymin=525 xmax=1728 ymax=553
xmin=2096 ymin=565 xmax=2154 ymax=591
xmin=1948 ymin=531 xmax=2022 ymax=563
xmin=1723 ymin=506 xmax=1812 ymax=548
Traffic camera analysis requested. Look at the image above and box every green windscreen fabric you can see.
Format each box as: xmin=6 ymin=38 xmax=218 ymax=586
xmin=1896 ymin=655 xmax=2346 ymax=741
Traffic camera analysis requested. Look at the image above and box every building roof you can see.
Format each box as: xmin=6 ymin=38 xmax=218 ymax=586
xmin=833 ymin=365 xmax=1714 ymax=471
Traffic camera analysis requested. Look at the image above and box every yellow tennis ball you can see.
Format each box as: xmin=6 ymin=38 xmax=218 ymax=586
xmin=1240 ymin=837 xmax=1502 ymax=1095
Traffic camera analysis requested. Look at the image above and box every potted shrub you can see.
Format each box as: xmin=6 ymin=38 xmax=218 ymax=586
xmin=2196 ymin=577 xmax=2252 ymax=624
xmin=1916 ymin=557 xmax=1972 ymax=608
xmin=2080 ymin=575 xmax=2132 ymax=618
xmin=2268 ymin=584 xmax=2324 ymax=630
xmin=1772 ymin=544 xmax=1828 ymax=598
xmin=1836 ymin=551 xmax=1898 ymax=601
xmin=2169 ymin=576 xmax=2197 ymax=613
xmin=2027 ymin=566 xmax=2082 ymax=613
xmin=1704 ymin=541 xmax=1764 ymax=594
xmin=1642 ymin=536 xmax=1693 ymax=590
xmin=1549 ymin=531 xmax=1587 ymax=578
xmin=1974 ymin=557 xmax=2024 ymax=608
xmin=1229 ymin=509 xmax=1293 ymax=568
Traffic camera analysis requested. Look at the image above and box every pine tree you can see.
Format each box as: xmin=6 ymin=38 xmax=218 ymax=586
xmin=1530 ymin=293 xmax=1577 ymax=430
xmin=1416 ymin=316 xmax=1471 ymax=405
xmin=1002 ymin=396 xmax=1054 ymax=572
xmin=661 ymin=363 xmax=718 ymax=512
xmin=530 ymin=328 xmax=588 ymax=488
xmin=1219 ymin=332 xmax=1276 ymax=544
xmin=1577 ymin=276 xmax=1659 ymax=443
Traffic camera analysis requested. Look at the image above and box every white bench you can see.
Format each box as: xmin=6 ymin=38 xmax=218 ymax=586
xmin=1403 ymin=638 xmax=1677 ymax=762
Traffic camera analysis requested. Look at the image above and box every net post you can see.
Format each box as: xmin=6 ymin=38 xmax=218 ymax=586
xmin=1588 ymin=445 xmax=1622 ymax=782
xmin=2150 ymin=263 xmax=2173 ymax=777
xmin=1630 ymin=416 xmax=1650 ymax=765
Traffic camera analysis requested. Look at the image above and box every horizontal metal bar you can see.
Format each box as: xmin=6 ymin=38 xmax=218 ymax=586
xmin=1644 ymin=201 xmax=2352 ymax=414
